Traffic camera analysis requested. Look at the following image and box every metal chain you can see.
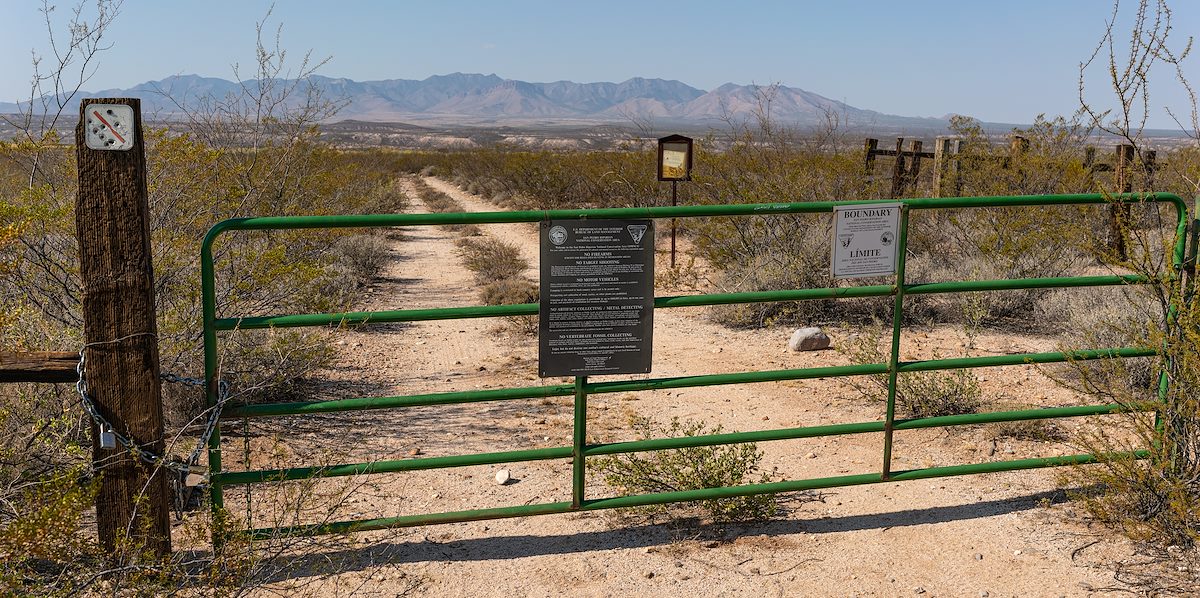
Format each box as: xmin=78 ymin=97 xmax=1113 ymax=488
xmin=75 ymin=344 xmax=230 ymax=480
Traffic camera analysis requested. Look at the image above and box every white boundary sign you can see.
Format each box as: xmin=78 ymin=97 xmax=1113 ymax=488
xmin=831 ymin=203 xmax=901 ymax=279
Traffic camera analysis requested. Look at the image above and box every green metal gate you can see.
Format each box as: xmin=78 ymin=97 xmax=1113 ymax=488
xmin=201 ymin=192 xmax=1187 ymax=540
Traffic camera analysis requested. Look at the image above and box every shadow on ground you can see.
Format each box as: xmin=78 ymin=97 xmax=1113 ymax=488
xmin=221 ymin=487 xmax=1072 ymax=584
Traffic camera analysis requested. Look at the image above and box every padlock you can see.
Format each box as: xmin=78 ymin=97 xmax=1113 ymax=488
xmin=99 ymin=426 xmax=117 ymax=449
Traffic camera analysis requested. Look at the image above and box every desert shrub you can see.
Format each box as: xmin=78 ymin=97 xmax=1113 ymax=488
xmin=331 ymin=234 xmax=391 ymax=280
xmin=479 ymin=278 xmax=539 ymax=335
xmin=1040 ymin=285 xmax=1158 ymax=391
xmin=840 ymin=326 xmax=983 ymax=418
xmin=361 ymin=178 xmax=411 ymax=214
xmin=1058 ymin=205 xmax=1200 ymax=552
xmin=479 ymin=278 xmax=538 ymax=306
xmin=988 ymin=418 xmax=1068 ymax=442
xmin=591 ymin=416 xmax=781 ymax=523
xmin=456 ymin=237 xmax=528 ymax=284
xmin=462 ymin=237 xmax=537 ymax=335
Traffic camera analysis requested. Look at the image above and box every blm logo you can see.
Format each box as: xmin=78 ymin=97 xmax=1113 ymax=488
xmin=627 ymin=225 xmax=648 ymax=244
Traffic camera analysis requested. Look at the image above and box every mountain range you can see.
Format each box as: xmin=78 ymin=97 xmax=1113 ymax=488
xmin=1 ymin=73 xmax=949 ymax=128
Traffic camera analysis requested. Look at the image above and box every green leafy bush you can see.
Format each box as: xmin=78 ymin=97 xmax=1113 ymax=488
xmin=591 ymin=416 xmax=781 ymax=523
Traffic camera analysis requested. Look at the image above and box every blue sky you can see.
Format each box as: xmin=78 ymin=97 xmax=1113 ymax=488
xmin=2 ymin=0 xmax=1197 ymax=128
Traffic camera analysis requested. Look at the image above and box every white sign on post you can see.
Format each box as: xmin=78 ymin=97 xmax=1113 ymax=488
xmin=84 ymin=103 xmax=136 ymax=151
xmin=831 ymin=203 xmax=901 ymax=279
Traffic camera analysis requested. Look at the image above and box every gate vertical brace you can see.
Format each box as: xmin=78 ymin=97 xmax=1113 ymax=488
xmin=74 ymin=97 xmax=171 ymax=556
xmin=572 ymin=376 xmax=588 ymax=508
xmin=201 ymin=226 xmax=225 ymax=548
xmin=881 ymin=206 xmax=912 ymax=481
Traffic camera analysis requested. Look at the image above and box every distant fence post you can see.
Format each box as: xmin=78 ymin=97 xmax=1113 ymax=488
xmin=932 ymin=136 xmax=961 ymax=198
xmin=74 ymin=97 xmax=171 ymax=556
xmin=889 ymin=138 xmax=905 ymax=199
xmin=863 ymin=138 xmax=879 ymax=174
xmin=906 ymin=140 xmax=924 ymax=192
xmin=1110 ymin=143 xmax=1136 ymax=260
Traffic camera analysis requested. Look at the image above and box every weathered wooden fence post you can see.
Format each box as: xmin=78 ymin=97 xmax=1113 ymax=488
xmin=906 ymin=140 xmax=923 ymax=193
xmin=863 ymin=138 xmax=879 ymax=174
xmin=1110 ymin=143 xmax=1135 ymax=260
xmin=889 ymin=137 xmax=905 ymax=199
xmin=74 ymin=97 xmax=171 ymax=556
xmin=932 ymin=136 xmax=961 ymax=198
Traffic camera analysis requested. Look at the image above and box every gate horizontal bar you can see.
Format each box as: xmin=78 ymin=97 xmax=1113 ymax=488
xmin=214 ymin=445 xmax=574 ymax=486
xmin=587 ymin=402 xmax=1143 ymax=457
xmin=213 ymin=274 xmax=1153 ymax=331
xmin=244 ymin=450 xmax=1148 ymax=539
xmin=223 ymin=347 xmax=1158 ymax=419
xmin=224 ymin=384 xmax=578 ymax=418
xmin=217 ymin=402 xmax=1145 ymax=487
xmin=203 ymin=193 xmax=1183 ymax=242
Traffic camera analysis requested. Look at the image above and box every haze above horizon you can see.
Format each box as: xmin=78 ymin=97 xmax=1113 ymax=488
xmin=2 ymin=0 xmax=1197 ymax=129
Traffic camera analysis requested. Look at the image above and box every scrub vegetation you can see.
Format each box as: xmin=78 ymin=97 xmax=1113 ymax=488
xmin=1 ymin=0 xmax=1199 ymax=594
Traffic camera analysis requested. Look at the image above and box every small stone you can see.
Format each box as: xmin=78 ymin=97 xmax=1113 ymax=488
xmin=1078 ymin=582 xmax=1094 ymax=591
xmin=432 ymin=492 xmax=441 ymax=499
xmin=495 ymin=469 xmax=511 ymax=485
xmin=407 ymin=448 xmax=422 ymax=456
xmin=674 ymin=561 xmax=684 ymax=568
xmin=806 ymin=452 xmax=817 ymax=459
xmin=913 ymin=587 xmax=926 ymax=595
xmin=749 ymin=567 xmax=761 ymax=574
xmin=980 ymin=592 xmax=990 ymax=598
xmin=643 ymin=571 xmax=655 ymax=579
xmin=1178 ymin=565 xmax=1190 ymax=573
xmin=1013 ymin=549 xmax=1022 ymax=556
xmin=788 ymin=327 xmax=831 ymax=352
xmin=762 ymin=416 xmax=770 ymax=421
xmin=974 ymin=553 xmax=983 ymax=560
xmin=703 ymin=540 xmax=720 ymax=548
xmin=478 ymin=365 xmax=487 ymax=371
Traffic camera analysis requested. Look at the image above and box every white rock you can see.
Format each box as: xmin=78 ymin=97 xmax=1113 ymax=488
xmin=788 ymin=327 xmax=831 ymax=352
xmin=495 ymin=469 xmax=511 ymax=485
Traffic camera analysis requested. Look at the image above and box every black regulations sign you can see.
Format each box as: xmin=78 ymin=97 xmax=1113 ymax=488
xmin=539 ymin=219 xmax=655 ymax=377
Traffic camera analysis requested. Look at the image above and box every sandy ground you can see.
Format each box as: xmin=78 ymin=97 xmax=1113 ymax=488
xmin=197 ymin=176 xmax=1196 ymax=597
